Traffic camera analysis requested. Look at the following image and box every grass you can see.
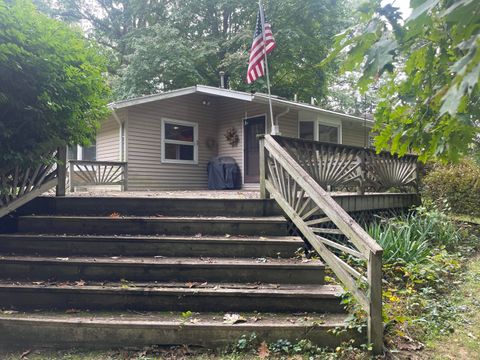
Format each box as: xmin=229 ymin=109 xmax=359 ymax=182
xmin=424 ymin=254 xmax=480 ymax=359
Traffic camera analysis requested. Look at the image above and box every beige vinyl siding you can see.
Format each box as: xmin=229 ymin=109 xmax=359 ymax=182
xmin=342 ymin=120 xmax=371 ymax=147
xmin=97 ymin=114 xmax=121 ymax=161
xmin=216 ymin=99 xmax=267 ymax=181
xmin=277 ymin=109 xmax=299 ymax=138
xmin=216 ymin=98 xmax=298 ymax=185
xmin=126 ymin=93 xmax=217 ymax=190
xmin=116 ymin=92 xmax=372 ymax=191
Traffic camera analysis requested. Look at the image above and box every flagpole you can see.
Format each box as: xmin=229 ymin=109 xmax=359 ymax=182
xmin=259 ymin=0 xmax=278 ymax=135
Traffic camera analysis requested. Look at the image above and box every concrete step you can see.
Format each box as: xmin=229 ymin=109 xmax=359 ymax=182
xmin=17 ymin=215 xmax=288 ymax=236
xmin=0 ymin=255 xmax=325 ymax=284
xmin=0 ymin=310 xmax=362 ymax=350
xmin=0 ymin=234 xmax=303 ymax=258
xmin=0 ymin=282 xmax=343 ymax=313
xmin=19 ymin=196 xmax=283 ymax=217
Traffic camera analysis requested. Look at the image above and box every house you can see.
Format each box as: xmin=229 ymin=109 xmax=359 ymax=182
xmin=94 ymin=85 xmax=374 ymax=191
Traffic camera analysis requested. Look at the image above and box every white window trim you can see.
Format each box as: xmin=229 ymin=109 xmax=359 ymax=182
xmin=161 ymin=118 xmax=198 ymax=165
xmin=68 ymin=144 xmax=97 ymax=161
xmin=298 ymin=118 xmax=342 ymax=144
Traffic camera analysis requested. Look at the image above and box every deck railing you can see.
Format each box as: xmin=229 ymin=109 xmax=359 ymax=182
xmin=259 ymin=135 xmax=385 ymax=354
xmin=0 ymin=148 xmax=63 ymax=218
xmin=271 ymin=136 xmax=418 ymax=194
xmin=68 ymin=160 xmax=128 ymax=192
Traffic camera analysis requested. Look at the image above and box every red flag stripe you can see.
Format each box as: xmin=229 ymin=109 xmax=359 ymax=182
xmin=246 ymin=8 xmax=276 ymax=84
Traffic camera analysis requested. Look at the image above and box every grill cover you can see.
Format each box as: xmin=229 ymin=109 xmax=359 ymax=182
xmin=207 ymin=156 xmax=241 ymax=190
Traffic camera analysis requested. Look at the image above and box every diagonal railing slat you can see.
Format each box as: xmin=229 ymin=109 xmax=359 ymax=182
xmin=0 ymin=149 xmax=61 ymax=219
xmin=260 ymin=134 xmax=384 ymax=354
xmin=68 ymin=160 xmax=128 ymax=192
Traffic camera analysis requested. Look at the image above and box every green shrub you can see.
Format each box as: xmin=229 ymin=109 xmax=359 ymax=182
xmin=422 ymin=160 xmax=480 ymax=217
xmin=367 ymin=207 xmax=462 ymax=264
xmin=0 ymin=0 xmax=110 ymax=170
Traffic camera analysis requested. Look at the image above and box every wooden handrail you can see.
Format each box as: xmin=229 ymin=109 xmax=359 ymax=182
xmin=260 ymin=134 xmax=384 ymax=354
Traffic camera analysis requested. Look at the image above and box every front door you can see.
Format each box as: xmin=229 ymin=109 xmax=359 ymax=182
xmin=244 ymin=115 xmax=266 ymax=183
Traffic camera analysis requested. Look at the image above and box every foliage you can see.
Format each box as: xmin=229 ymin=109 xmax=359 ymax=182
xmin=377 ymin=207 xmax=480 ymax=349
xmin=422 ymin=159 xmax=480 ymax=217
xmin=367 ymin=207 xmax=463 ymax=263
xmin=321 ymin=0 xmax=480 ymax=162
xmin=0 ymin=0 xmax=110 ymax=170
xmin=35 ymin=0 xmax=351 ymax=103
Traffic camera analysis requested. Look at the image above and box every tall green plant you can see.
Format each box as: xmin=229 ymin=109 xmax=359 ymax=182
xmin=368 ymin=207 xmax=462 ymax=264
xmin=0 ymin=0 xmax=110 ymax=170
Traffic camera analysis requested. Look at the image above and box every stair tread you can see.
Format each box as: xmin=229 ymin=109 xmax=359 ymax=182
xmin=0 ymin=281 xmax=342 ymax=297
xmin=0 ymin=233 xmax=302 ymax=243
xmin=18 ymin=215 xmax=286 ymax=222
xmin=0 ymin=309 xmax=347 ymax=327
xmin=0 ymin=255 xmax=322 ymax=267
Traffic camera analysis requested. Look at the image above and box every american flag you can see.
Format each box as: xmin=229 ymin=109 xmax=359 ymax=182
xmin=246 ymin=6 xmax=276 ymax=84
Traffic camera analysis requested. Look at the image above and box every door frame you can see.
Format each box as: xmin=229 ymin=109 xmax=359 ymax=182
xmin=242 ymin=113 xmax=267 ymax=184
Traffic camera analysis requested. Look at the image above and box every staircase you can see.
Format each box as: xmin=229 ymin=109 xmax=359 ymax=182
xmin=0 ymin=196 xmax=360 ymax=350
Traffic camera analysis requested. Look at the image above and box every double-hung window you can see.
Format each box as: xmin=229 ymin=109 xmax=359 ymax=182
xmin=299 ymin=119 xmax=342 ymax=144
xmin=161 ymin=118 xmax=198 ymax=164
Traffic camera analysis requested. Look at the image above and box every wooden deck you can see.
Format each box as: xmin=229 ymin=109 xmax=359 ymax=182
xmin=34 ymin=190 xmax=420 ymax=215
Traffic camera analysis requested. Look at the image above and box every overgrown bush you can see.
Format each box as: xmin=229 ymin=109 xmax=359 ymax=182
xmin=422 ymin=160 xmax=480 ymax=217
xmin=0 ymin=0 xmax=110 ymax=170
xmin=367 ymin=207 xmax=463 ymax=264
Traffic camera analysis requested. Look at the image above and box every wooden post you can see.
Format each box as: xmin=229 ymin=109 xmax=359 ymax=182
xmin=357 ymin=149 xmax=366 ymax=195
xmin=259 ymin=137 xmax=269 ymax=199
xmin=69 ymin=161 xmax=75 ymax=193
xmin=56 ymin=146 xmax=67 ymax=197
xmin=368 ymin=251 xmax=383 ymax=355
xmin=123 ymin=162 xmax=128 ymax=191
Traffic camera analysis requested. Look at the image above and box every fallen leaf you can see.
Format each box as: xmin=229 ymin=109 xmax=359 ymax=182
xmin=396 ymin=336 xmax=424 ymax=351
xmin=2 ymin=310 xmax=18 ymax=314
xmin=65 ymin=309 xmax=80 ymax=314
xmin=258 ymin=341 xmax=270 ymax=359
xmin=109 ymin=212 xmax=121 ymax=218
xmin=467 ymin=332 xmax=477 ymax=340
xmin=185 ymin=282 xmax=197 ymax=288
xmin=189 ymin=318 xmax=200 ymax=324
xmin=223 ymin=313 xmax=247 ymax=324
xmin=20 ymin=350 xmax=31 ymax=359
xmin=32 ymin=281 xmax=45 ymax=285
xmin=225 ymin=234 xmax=231 ymax=238
xmin=75 ymin=280 xmax=86 ymax=286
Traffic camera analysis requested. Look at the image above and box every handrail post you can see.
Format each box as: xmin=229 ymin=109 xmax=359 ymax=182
xmin=123 ymin=162 xmax=128 ymax=191
xmin=259 ymin=136 xmax=269 ymax=199
xmin=69 ymin=161 xmax=74 ymax=193
xmin=368 ymin=251 xmax=383 ymax=355
xmin=357 ymin=149 xmax=366 ymax=195
xmin=56 ymin=146 xmax=67 ymax=197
